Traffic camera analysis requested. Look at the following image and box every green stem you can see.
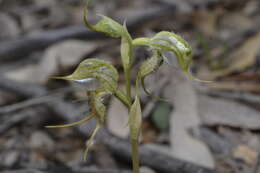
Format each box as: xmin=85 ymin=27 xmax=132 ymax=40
xmin=124 ymin=66 xmax=132 ymax=100
xmin=114 ymin=89 xmax=131 ymax=109
xmin=131 ymin=139 xmax=140 ymax=173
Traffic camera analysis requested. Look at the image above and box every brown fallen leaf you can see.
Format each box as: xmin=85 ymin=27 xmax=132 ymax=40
xmin=191 ymin=9 xmax=221 ymax=37
xmin=164 ymin=70 xmax=215 ymax=169
xmin=233 ymin=145 xmax=258 ymax=166
xmin=219 ymin=12 xmax=253 ymax=36
xmin=141 ymin=120 xmax=158 ymax=144
xmin=201 ymin=32 xmax=260 ymax=80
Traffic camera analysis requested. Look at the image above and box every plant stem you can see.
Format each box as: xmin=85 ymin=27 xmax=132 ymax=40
xmin=114 ymin=89 xmax=131 ymax=108
xmin=125 ymin=66 xmax=132 ymax=100
xmin=131 ymin=139 xmax=140 ymax=173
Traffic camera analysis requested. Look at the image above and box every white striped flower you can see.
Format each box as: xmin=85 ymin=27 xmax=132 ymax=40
xmin=70 ymin=78 xmax=101 ymax=91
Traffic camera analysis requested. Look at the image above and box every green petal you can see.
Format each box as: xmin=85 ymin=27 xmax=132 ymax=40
xmin=136 ymin=50 xmax=167 ymax=101
xmin=132 ymin=31 xmax=209 ymax=82
xmin=84 ymin=0 xmax=130 ymax=39
xmin=45 ymin=113 xmax=95 ymax=128
xmin=84 ymin=1 xmax=133 ymax=68
xmin=83 ymin=0 xmax=123 ymax=38
xmin=54 ymin=58 xmax=119 ymax=93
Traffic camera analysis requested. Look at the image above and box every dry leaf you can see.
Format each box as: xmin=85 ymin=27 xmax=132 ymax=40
xmin=202 ymin=32 xmax=260 ymax=80
xmin=233 ymin=145 xmax=258 ymax=165
xmin=5 ymin=40 xmax=97 ymax=84
xmin=198 ymin=95 xmax=260 ymax=129
xmin=165 ymin=71 xmax=215 ymax=168
xmin=192 ymin=9 xmax=220 ymax=36
xmin=219 ymin=12 xmax=253 ymax=36
xmin=107 ymin=97 xmax=129 ymax=138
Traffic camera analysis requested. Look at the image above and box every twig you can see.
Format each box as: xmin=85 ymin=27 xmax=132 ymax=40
xmin=0 ymin=107 xmax=48 ymax=135
xmin=0 ymin=6 xmax=174 ymax=61
xmin=0 ymin=87 xmax=74 ymax=114
xmin=196 ymin=85 xmax=260 ymax=104
xmin=0 ymin=77 xmax=85 ymax=135
xmin=0 ymin=76 xmax=47 ymax=97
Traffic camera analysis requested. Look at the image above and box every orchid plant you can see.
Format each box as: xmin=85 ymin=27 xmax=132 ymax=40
xmin=46 ymin=0 xmax=203 ymax=173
